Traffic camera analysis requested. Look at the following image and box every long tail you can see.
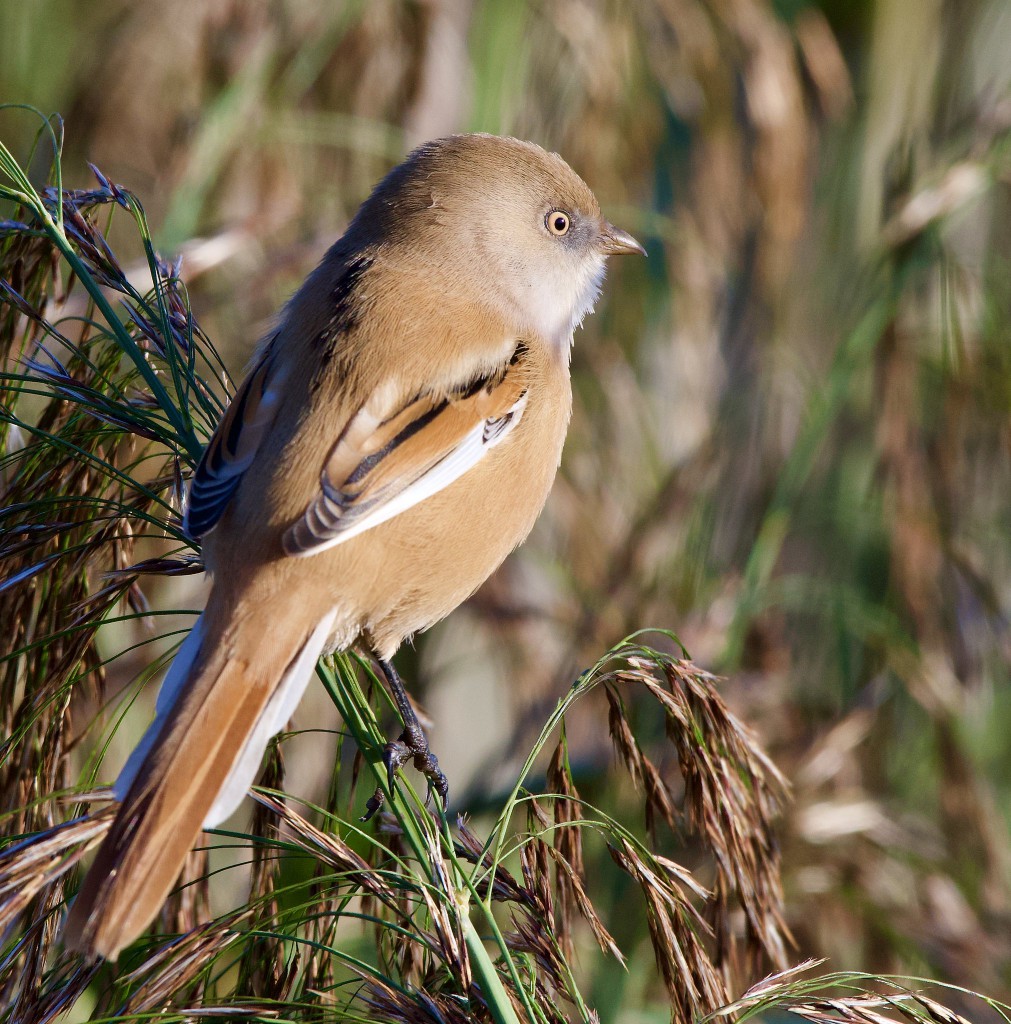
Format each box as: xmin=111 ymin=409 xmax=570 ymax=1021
xmin=63 ymin=608 xmax=336 ymax=960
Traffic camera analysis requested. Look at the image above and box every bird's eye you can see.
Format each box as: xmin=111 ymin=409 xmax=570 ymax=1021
xmin=546 ymin=210 xmax=570 ymax=236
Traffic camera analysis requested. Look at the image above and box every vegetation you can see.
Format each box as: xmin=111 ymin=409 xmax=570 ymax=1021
xmin=1 ymin=1 xmax=1010 ymax=1020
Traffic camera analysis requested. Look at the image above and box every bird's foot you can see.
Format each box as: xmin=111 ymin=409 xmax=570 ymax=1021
xmin=361 ymin=722 xmax=449 ymax=821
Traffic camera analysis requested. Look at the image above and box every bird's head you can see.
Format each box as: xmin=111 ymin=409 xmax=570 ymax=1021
xmin=354 ymin=133 xmax=644 ymax=350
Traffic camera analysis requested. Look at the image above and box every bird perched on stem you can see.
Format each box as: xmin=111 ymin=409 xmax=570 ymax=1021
xmin=63 ymin=133 xmax=644 ymax=960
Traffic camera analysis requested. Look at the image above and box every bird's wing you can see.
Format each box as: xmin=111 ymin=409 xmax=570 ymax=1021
xmin=283 ymin=343 xmax=529 ymax=557
xmin=184 ymin=342 xmax=283 ymax=540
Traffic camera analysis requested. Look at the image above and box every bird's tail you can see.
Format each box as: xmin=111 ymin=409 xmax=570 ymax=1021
xmin=63 ymin=607 xmax=336 ymax=961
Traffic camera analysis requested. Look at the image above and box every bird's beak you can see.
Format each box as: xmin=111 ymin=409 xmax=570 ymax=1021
xmin=598 ymin=221 xmax=646 ymax=257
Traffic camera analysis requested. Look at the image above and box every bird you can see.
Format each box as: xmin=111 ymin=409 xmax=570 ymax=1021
xmin=63 ymin=133 xmax=644 ymax=960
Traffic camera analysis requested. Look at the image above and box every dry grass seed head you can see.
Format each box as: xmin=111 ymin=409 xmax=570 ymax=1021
xmin=504 ymin=914 xmax=572 ymax=1018
xmin=604 ymin=681 xmax=679 ymax=839
xmin=361 ymin=975 xmax=488 ymax=1024
xmin=783 ymin=995 xmax=975 ymax=1024
xmin=252 ymin=792 xmax=395 ymax=903
xmin=545 ymin=735 xmax=584 ymax=959
xmin=0 ymin=803 xmax=114 ymax=935
xmin=115 ymin=911 xmax=250 ymax=1015
xmin=652 ymin=660 xmax=792 ymax=969
xmin=595 ymin=649 xmax=792 ymax=994
xmin=609 ymin=837 xmax=728 ymax=1023
xmin=545 ymin=842 xmax=624 ymax=965
xmin=454 ymin=818 xmax=532 ymax=907
xmin=0 ymin=803 xmax=113 ymax=1017
xmin=401 ymin=824 xmax=471 ymax=990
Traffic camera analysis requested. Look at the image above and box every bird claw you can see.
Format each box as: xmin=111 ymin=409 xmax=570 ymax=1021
xmin=360 ymin=731 xmax=449 ymax=822
xmin=413 ymin=747 xmax=448 ymax=811
xmin=361 ymin=789 xmax=385 ymax=822
xmin=384 ymin=737 xmax=412 ymax=791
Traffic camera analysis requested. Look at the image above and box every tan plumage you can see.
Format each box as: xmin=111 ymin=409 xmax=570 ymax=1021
xmin=62 ymin=133 xmax=644 ymax=960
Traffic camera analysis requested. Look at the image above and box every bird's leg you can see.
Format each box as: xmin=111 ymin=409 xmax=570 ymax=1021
xmin=362 ymin=657 xmax=449 ymax=821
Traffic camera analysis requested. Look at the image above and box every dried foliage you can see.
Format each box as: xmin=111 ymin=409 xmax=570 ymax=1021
xmin=0 ymin=140 xmax=218 ymax=1018
xmin=712 ymin=961 xmax=1010 ymax=1024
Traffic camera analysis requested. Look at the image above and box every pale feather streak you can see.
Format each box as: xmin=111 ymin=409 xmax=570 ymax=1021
xmin=284 ymin=390 xmax=528 ymax=558
xmin=203 ymin=609 xmax=338 ymax=827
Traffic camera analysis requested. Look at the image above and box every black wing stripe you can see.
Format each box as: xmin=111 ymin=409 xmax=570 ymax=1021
xmin=342 ymin=398 xmax=448 ymax=489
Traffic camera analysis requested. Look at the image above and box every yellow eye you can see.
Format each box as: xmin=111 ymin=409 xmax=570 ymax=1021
xmin=546 ymin=210 xmax=570 ymax=236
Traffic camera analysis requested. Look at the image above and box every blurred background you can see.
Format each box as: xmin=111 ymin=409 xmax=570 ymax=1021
xmin=2 ymin=0 xmax=1010 ymax=1015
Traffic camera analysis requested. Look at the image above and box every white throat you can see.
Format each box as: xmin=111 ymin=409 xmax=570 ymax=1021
xmin=524 ymin=254 xmax=607 ymax=354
